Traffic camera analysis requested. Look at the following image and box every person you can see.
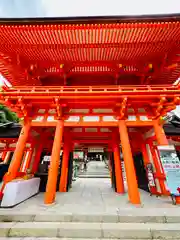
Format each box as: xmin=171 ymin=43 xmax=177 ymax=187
xmin=84 ymin=155 xmax=88 ymax=171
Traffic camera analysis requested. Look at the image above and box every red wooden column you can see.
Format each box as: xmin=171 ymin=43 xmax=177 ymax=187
xmin=59 ymin=137 xmax=70 ymax=192
xmin=153 ymin=121 xmax=168 ymax=145
xmin=113 ymin=143 xmax=125 ymax=194
xmin=141 ymin=142 xmax=158 ymax=195
xmin=118 ymin=120 xmax=141 ymax=204
xmin=23 ymin=148 xmax=33 ymax=172
xmin=1 ymin=150 xmax=7 ymax=162
xmin=107 ymin=145 xmax=113 ymax=187
xmin=32 ymin=142 xmax=43 ymax=174
xmin=20 ymin=151 xmax=27 ymax=172
xmin=3 ymin=151 xmax=11 ymax=164
xmin=44 ymin=119 xmax=64 ymax=204
xmin=5 ymin=120 xmax=31 ymax=181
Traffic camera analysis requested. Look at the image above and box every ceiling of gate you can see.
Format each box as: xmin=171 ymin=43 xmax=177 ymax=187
xmin=0 ymin=16 xmax=180 ymax=86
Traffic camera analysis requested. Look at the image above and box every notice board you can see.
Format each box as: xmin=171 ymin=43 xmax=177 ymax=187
xmin=157 ymin=145 xmax=180 ymax=195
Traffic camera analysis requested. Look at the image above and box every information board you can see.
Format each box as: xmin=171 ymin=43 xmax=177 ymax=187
xmin=157 ymin=145 xmax=180 ymax=195
xmin=73 ymin=151 xmax=84 ymax=160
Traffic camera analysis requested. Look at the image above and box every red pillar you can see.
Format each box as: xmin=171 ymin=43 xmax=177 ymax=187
xmin=44 ymin=120 xmax=64 ymax=204
xmin=113 ymin=144 xmax=124 ymax=193
xmin=59 ymin=139 xmax=70 ymax=192
xmin=5 ymin=121 xmax=31 ymax=181
xmin=23 ymin=149 xmax=33 ymax=172
xmin=32 ymin=142 xmax=43 ymax=174
xmin=141 ymin=142 xmax=157 ymax=195
xmin=3 ymin=151 xmax=11 ymax=164
xmin=118 ymin=120 xmax=141 ymax=204
xmin=153 ymin=121 xmax=168 ymax=145
xmin=149 ymin=142 xmax=169 ymax=195
xmin=1 ymin=150 xmax=7 ymax=162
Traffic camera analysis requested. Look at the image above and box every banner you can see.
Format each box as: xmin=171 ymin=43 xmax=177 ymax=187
xmin=157 ymin=145 xmax=180 ymax=195
xmin=146 ymin=163 xmax=156 ymax=187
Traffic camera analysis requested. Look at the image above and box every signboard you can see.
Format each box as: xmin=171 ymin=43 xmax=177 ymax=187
xmin=88 ymin=148 xmax=104 ymax=153
xmin=73 ymin=151 xmax=84 ymax=159
xmin=157 ymin=145 xmax=180 ymax=195
xmin=43 ymin=156 xmax=51 ymax=162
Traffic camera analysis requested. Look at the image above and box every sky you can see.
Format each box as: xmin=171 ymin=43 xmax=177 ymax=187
xmin=0 ymin=0 xmax=180 ymax=115
xmin=0 ymin=0 xmax=180 ymax=18
xmin=0 ymin=75 xmax=4 ymax=86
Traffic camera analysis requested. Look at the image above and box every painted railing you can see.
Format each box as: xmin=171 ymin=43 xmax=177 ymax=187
xmin=2 ymin=85 xmax=178 ymax=95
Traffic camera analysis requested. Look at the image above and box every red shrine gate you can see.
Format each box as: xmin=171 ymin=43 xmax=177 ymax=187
xmin=0 ymin=14 xmax=180 ymax=205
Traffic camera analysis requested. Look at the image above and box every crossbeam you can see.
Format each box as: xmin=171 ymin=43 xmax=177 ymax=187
xmin=30 ymin=120 xmax=154 ymax=127
xmin=1 ymin=85 xmax=179 ymax=100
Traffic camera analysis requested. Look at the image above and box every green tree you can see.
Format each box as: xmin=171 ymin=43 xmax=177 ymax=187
xmin=0 ymin=104 xmax=19 ymax=123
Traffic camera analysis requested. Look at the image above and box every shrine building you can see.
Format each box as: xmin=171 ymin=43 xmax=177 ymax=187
xmin=0 ymin=14 xmax=180 ymax=206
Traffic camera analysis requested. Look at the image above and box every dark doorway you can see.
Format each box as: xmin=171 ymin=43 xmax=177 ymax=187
xmin=67 ymin=152 xmax=73 ymax=191
xmin=109 ymin=152 xmax=117 ymax=192
xmin=35 ymin=150 xmax=61 ymax=192
xmin=133 ymin=153 xmax=149 ymax=192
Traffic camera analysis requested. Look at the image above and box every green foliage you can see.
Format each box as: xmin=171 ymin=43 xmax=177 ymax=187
xmin=0 ymin=104 xmax=19 ymax=123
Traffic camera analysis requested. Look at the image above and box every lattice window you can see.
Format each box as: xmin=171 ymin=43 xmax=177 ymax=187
xmin=103 ymin=116 xmax=117 ymax=121
xmin=66 ymin=116 xmax=80 ymax=122
xmin=83 ymin=116 xmax=99 ymax=122
xmin=128 ymin=115 xmax=136 ymax=121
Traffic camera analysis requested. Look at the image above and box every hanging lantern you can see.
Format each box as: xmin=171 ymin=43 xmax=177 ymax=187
xmin=30 ymin=64 xmax=34 ymax=71
xmin=148 ymin=63 xmax=153 ymax=69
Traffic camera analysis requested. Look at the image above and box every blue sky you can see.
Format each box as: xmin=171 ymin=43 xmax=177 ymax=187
xmin=0 ymin=0 xmax=180 ymax=86
xmin=0 ymin=0 xmax=180 ymax=18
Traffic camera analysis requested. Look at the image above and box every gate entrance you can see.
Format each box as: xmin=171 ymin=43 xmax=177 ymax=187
xmin=133 ymin=153 xmax=149 ymax=193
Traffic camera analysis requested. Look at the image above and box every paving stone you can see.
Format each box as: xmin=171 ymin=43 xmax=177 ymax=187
xmin=151 ymin=223 xmax=180 ymax=239
xmin=0 ymin=223 xmax=16 ymax=237
xmin=165 ymin=215 xmax=180 ymax=223
xmin=8 ymin=222 xmax=59 ymax=238
xmin=71 ymin=212 xmax=118 ymax=222
xmin=0 ymin=238 xmax=180 ymax=240
xmin=34 ymin=213 xmax=72 ymax=222
xmin=0 ymin=213 xmax=35 ymax=222
xmin=57 ymin=222 xmax=102 ymax=238
xmin=118 ymin=214 xmax=165 ymax=223
xmin=1 ymin=178 xmax=180 ymax=214
xmin=0 ymin=238 xmax=24 ymax=240
xmin=0 ymin=239 xmax=119 ymax=240
xmin=102 ymin=223 xmax=152 ymax=239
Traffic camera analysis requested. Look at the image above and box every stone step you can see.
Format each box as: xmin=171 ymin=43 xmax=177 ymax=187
xmin=78 ymin=170 xmax=109 ymax=173
xmin=1 ymin=222 xmax=180 ymax=239
xmin=0 ymin=239 xmax=172 ymax=240
xmin=0 ymin=239 xmax=140 ymax=240
xmin=0 ymin=212 xmax=180 ymax=223
xmin=78 ymin=175 xmax=110 ymax=178
xmin=78 ymin=172 xmax=109 ymax=175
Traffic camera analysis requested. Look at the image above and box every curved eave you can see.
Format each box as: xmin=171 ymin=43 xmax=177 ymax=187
xmin=0 ymin=13 xmax=180 ymax=25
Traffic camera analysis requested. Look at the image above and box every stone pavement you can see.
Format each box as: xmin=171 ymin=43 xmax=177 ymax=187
xmin=78 ymin=161 xmax=110 ymax=178
xmin=0 ymin=178 xmax=179 ymax=213
xmin=0 ymin=178 xmax=180 ymax=239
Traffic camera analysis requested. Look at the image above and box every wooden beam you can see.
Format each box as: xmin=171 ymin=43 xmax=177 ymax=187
xmin=30 ymin=120 xmax=154 ymax=127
